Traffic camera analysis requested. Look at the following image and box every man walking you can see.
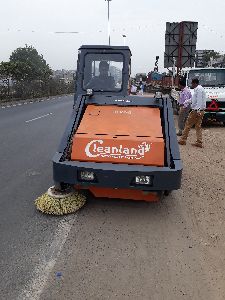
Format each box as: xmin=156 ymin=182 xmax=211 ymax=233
xmin=177 ymin=80 xmax=192 ymax=136
xmin=139 ymin=82 xmax=144 ymax=95
xmin=178 ymin=78 xmax=206 ymax=148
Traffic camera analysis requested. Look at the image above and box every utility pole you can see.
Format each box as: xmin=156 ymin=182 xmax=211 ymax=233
xmin=122 ymin=34 xmax=126 ymax=46
xmin=105 ymin=0 xmax=112 ymax=45
xmin=172 ymin=57 xmax=176 ymax=88
xmin=154 ymin=56 xmax=159 ymax=72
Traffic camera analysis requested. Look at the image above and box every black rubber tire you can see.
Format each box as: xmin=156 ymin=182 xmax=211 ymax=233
xmin=54 ymin=182 xmax=71 ymax=191
xmin=164 ymin=190 xmax=171 ymax=196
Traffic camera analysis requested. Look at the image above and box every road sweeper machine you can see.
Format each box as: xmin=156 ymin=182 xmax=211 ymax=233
xmin=53 ymin=45 xmax=182 ymax=202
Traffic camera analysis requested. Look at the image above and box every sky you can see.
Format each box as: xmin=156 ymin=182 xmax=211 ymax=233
xmin=1 ymin=0 xmax=225 ymax=75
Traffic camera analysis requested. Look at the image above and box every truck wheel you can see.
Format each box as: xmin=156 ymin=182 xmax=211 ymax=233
xmin=164 ymin=190 xmax=171 ymax=196
xmin=54 ymin=182 xmax=71 ymax=191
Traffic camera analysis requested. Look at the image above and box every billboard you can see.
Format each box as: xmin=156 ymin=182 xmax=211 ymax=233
xmin=164 ymin=21 xmax=198 ymax=69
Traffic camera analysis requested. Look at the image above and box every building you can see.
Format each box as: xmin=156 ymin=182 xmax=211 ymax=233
xmin=135 ymin=73 xmax=147 ymax=83
xmin=196 ymin=50 xmax=225 ymax=68
xmin=209 ymin=56 xmax=225 ymax=68
xmin=195 ymin=50 xmax=214 ymax=68
xmin=52 ymin=69 xmax=76 ymax=83
xmin=109 ymin=66 xmax=122 ymax=83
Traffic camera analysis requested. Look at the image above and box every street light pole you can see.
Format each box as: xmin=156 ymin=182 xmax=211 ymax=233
xmin=105 ymin=0 xmax=112 ymax=45
xmin=122 ymin=34 xmax=126 ymax=46
xmin=172 ymin=57 xmax=176 ymax=88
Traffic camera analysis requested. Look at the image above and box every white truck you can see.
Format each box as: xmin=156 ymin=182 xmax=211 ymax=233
xmin=171 ymin=68 xmax=225 ymax=125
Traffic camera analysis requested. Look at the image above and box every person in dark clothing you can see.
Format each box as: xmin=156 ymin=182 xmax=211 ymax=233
xmin=177 ymin=80 xmax=191 ymax=136
xmin=87 ymin=61 xmax=115 ymax=90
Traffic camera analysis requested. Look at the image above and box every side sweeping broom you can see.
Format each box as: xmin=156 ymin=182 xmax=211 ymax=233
xmin=35 ymin=186 xmax=86 ymax=215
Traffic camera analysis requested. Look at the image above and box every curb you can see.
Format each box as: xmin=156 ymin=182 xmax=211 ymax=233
xmin=0 ymin=94 xmax=73 ymax=109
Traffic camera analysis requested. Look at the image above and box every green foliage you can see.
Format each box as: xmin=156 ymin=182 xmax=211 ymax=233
xmin=202 ymin=50 xmax=220 ymax=64
xmin=0 ymin=62 xmax=13 ymax=78
xmin=0 ymin=45 xmax=75 ymax=101
xmin=0 ymin=45 xmax=52 ymax=82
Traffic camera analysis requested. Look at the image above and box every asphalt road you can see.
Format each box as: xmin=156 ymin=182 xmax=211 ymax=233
xmin=0 ymin=95 xmax=74 ymax=299
xmin=0 ymin=95 xmax=224 ymax=300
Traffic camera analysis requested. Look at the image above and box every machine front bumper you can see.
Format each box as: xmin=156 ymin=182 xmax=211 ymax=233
xmin=204 ymin=111 xmax=225 ymax=122
xmin=53 ymin=153 xmax=182 ymax=191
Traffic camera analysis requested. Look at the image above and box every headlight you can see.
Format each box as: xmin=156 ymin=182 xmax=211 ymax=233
xmin=135 ymin=175 xmax=152 ymax=185
xmin=79 ymin=171 xmax=95 ymax=181
xmin=86 ymin=89 xmax=93 ymax=96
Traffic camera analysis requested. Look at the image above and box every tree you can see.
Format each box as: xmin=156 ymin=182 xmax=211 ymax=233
xmin=0 ymin=45 xmax=53 ymax=99
xmin=0 ymin=45 xmax=52 ymax=82
xmin=202 ymin=50 xmax=220 ymax=66
xmin=0 ymin=62 xmax=13 ymax=79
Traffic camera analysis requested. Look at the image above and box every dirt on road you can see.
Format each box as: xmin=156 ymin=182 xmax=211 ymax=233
xmin=36 ymin=124 xmax=225 ymax=300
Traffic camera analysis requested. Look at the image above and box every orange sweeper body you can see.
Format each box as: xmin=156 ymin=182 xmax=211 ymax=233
xmin=71 ymin=105 xmax=165 ymax=167
xmin=71 ymin=104 xmax=165 ymax=201
xmin=52 ymin=46 xmax=182 ymax=203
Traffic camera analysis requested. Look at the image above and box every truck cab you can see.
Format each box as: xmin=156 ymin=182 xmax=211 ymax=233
xmin=186 ymin=68 xmax=225 ymax=124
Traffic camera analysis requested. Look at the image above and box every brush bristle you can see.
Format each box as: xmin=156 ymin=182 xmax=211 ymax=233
xmin=35 ymin=192 xmax=86 ymax=215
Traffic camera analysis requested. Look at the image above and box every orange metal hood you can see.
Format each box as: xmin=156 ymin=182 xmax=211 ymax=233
xmin=71 ymin=105 xmax=165 ymax=166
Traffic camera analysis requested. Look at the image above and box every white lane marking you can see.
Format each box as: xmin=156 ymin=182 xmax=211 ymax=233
xmin=25 ymin=113 xmax=53 ymax=123
xmin=18 ymin=217 xmax=75 ymax=300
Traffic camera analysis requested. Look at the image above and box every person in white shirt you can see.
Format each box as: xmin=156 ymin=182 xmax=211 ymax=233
xmin=177 ymin=80 xmax=192 ymax=136
xmin=178 ymin=78 xmax=206 ymax=148
xmin=139 ymin=83 xmax=144 ymax=95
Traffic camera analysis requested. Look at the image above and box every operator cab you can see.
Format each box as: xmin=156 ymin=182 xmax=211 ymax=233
xmin=75 ymin=45 xmax=131 ymax=99
xmin=83 ymin=53 xmax=123 ymax=92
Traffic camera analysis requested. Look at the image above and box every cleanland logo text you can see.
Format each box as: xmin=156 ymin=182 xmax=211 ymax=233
xmin=85 ymin=140 xmax=151 ymax=160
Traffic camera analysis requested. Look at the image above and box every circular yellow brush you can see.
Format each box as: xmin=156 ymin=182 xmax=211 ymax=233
xmin=35 ymin=186 xmax=86 ymax=215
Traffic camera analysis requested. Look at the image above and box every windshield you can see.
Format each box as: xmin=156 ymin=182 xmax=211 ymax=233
xmin=188 ymin=69 xmax=225 ymax=87
xmin=83 ymin=53 xmax=124 ymax=92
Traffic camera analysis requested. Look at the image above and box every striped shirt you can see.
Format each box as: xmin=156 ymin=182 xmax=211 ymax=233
xmin=179 ymin=87 xmax=192 ymax=108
